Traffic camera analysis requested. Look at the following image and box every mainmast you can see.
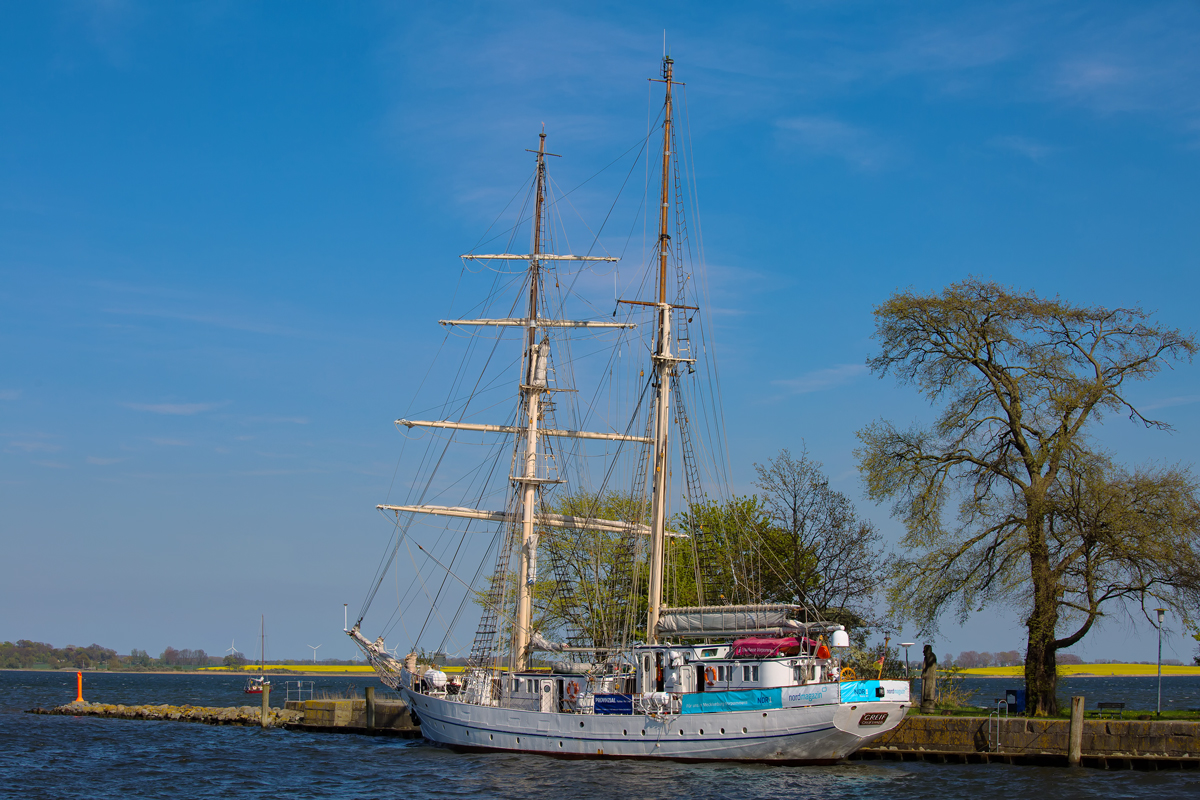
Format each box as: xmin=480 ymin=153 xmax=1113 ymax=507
xmin=645 ymin=55 xmax=675 ymax=645
xmin=511 ymin=131 xmax=551 ymax=673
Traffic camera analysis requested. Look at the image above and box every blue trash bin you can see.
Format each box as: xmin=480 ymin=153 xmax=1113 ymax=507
xmin=1005 ymin=688 xmax=1026 ymax=713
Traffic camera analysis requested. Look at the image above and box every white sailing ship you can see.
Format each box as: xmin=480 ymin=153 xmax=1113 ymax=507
xmin=349 ymin=56 xmax=909 ymax=763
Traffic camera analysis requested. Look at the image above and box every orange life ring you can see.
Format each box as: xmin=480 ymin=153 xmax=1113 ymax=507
xmin=705 ymin=666 xmax=717 ymax=683
xmin=565 ymin=680 xmax=580 ymax=701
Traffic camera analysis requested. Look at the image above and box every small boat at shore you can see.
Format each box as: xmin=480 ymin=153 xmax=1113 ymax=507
xmin=244 ymin=616 xmax=270 ymax=695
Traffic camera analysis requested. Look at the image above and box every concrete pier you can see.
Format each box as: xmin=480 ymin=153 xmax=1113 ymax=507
xmin=283 ymin=698 xmax=418 ymax=737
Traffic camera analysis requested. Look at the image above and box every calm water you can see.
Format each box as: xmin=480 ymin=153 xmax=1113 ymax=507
xmin=2 ymin=671 xmax=1198 ymax=799
xmin=951 ymin=675 xmax=1200 ymax=713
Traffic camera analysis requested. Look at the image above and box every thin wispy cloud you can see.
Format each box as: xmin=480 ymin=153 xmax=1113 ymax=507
xmin=990 ymin=135 xmax=1057 ymax=161
xmin=775 ymin=117 xmax=891 ymax=170
xmin=1041 ymin=5 xmax=1200 ymax=118
xmin=1142 ymin=394 xmax=1200 ymax=411
xmin=123 ymin=402 xmax=226 ymax=416
xmin=773 ymin=363 xmax=868 ymax=394
xmin=104 ymin=307 xmax=297 ymax=337
xmin=7 ymin=441 xmax=62 ymax=453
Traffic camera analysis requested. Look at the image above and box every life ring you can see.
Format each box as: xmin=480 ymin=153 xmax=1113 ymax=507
xmin=565 ymin=680 xmax=580 ymax=701
xmin=839 ymin=667 xmax=856 ymax=681
xmin=705 ymin=666 xmax=717 ymax=684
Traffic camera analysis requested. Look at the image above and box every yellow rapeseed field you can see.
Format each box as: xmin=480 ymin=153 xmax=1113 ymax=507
xmin=958 ymin=663 xmax=1200 ymax=677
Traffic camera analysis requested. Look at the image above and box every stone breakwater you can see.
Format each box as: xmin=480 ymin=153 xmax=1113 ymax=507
xmin=30 ymin=700 xmax=302 ymax=727
xmin=854 ymin=715 xmax=1200 ymax=769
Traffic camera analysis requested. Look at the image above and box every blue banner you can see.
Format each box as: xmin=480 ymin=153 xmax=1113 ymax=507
xmin=681 ymin=689 xmax=781 ymax=714
xmin=593 ymin=693 xmax=633 ymax=715
xmin=839 ymin=680 xmax=910 ymax=703
xmin=839 ymin=680 xmax=880 ymax=703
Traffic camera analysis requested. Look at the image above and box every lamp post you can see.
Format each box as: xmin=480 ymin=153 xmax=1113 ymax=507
xmin=1156 ymin=608 xmax=1166 ymax=717
xmin=900 ymin=642 xmax=915 ymax=680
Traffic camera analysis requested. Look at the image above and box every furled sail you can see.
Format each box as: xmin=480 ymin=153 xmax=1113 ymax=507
xmin=655 ymin=604 xmax=846 ymax=638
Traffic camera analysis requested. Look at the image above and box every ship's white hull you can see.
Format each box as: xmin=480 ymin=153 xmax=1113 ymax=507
xmin=401 ymin=688 xmax=904 ymax=764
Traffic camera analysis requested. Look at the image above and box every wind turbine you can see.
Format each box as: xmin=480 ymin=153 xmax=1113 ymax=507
xmin=226 ymin=640 xmax=240 ymax=659
xmin=308 ymin=644 xmax=322 ymax=664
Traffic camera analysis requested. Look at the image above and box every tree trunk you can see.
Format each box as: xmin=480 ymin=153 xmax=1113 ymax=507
xmin=1025 ymin=509 xmax=1059 ymax=716
xmin=1024 ymin=618 xmax=1058 ymax=716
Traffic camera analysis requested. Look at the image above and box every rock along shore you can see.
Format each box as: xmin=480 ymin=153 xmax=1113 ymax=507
xmin=29 ymin=700 xmax=302 ymax=727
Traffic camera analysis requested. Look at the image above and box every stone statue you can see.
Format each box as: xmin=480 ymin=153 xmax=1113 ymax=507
xmin=920 ymin=645 xmax=938 ymax=712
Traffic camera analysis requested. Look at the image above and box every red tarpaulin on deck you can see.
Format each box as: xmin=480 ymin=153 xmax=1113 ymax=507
xmin=730 ymin=637 xmax=803 ymax=658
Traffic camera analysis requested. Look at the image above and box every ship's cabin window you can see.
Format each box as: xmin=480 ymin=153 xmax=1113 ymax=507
xmin=700 ymin=648 xmax=718 ymax=658
xmin=742 ymin=665 xmax=759 ymax=682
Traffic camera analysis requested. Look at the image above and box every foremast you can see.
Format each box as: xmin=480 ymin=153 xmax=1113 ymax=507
xmin=512 ymin=131 xmax=551 ymax=673
xmin=374 ymin=132 xmax=632 ymax=681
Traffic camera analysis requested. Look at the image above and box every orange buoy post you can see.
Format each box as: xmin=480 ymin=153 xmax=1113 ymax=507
xmin=75 ymin=671 xmax=84 ymax=703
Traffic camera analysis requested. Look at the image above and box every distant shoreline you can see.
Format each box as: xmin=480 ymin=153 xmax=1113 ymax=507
xmin=955 ymin=664 xmax=1200 ymax=678
xmin=1 ymin=667 xmax=378 ymax=677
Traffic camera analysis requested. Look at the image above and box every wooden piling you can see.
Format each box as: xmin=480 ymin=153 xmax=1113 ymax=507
xmin=261 ymin=684 xmax=270 ymax=728
xmin=365 ymin=686 xmax=375 ymax=730
xmin=1068 ymin=695 xmax=1084 ymax=766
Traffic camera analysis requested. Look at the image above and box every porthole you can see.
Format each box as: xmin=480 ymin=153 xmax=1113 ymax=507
xmin=641 ymin=729 xmax=646 ymax=736
xmin=623 ymin=729 xmax=627 ymax=736
xmin=720 ymin=728 xmax=725 ymax=734
xmin=762 ymin=712 xmax=767 ymax=718
xmin=559 ymin=741 xmax=563 ymax=748
xmin=679 ymin=729 xmax=684 ymax=735
xmin=516 ymin=737 xmax=520 ymax=743
xmin=741 ymin=727 xmax=747 ymax=734
xmin=579 ymin=721 xmax=585 ymax=728
xmin=699 ymin=729 xmax=704 ymax=735
xmin=489 ymin=734 xmax=494 ymax=740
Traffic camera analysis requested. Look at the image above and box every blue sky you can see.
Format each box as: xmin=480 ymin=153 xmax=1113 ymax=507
xmin=3 ymin=1 xmax=1199 ymax=664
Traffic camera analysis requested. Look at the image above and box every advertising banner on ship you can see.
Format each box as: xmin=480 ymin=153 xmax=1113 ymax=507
xmin=781 ymin=683 xmax=839 ymax=708
xmin=593 ymin=694 xmax=634 ymax=715
xmin=838 ymin=680 xmax=911 ymax=703
xmin=681 ymin=689 xmax=782 ymax=714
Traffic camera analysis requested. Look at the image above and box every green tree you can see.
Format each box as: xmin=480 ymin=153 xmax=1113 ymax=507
xmin=670 ymin=494 xmax=781 ymax=606
xmin=534 ymin=490 xmax=649 ymax=651
xmin=857 ymin=280 xmax=1200 ymax=715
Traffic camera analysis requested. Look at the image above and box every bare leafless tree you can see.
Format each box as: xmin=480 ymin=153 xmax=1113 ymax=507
xmin=753 ymin=447 xmax=884 ymax=621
